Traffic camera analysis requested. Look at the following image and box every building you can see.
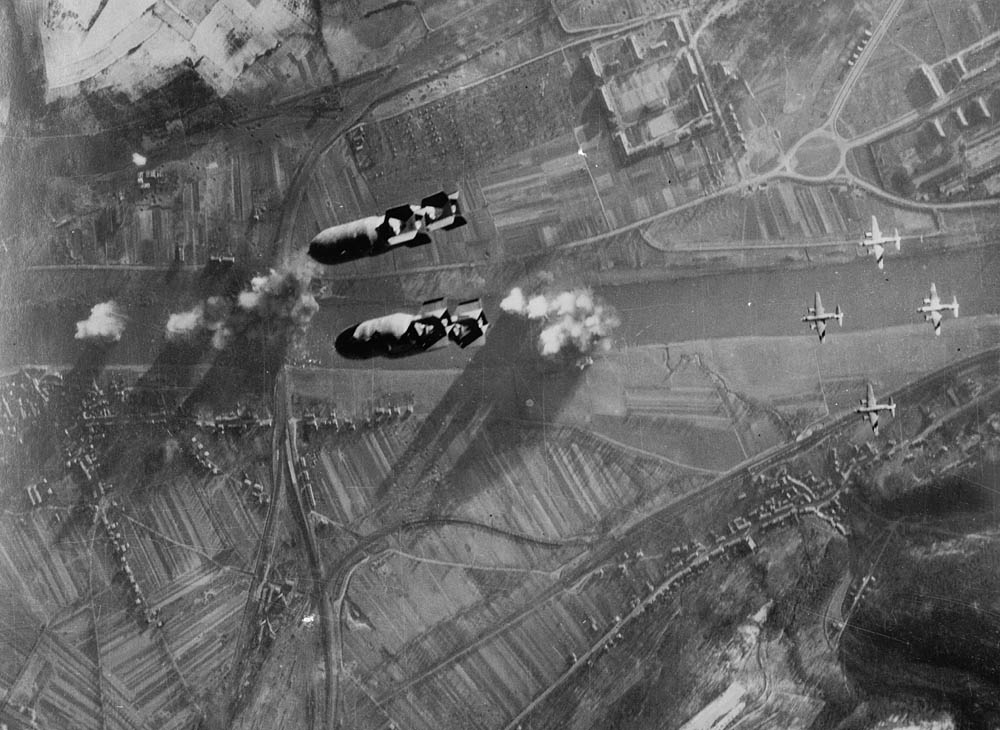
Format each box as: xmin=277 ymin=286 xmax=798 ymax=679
xmin=589 ymin=23 xmax=715 ymax=160
xmin=965 ymin=129 xmax=1000 ymax=179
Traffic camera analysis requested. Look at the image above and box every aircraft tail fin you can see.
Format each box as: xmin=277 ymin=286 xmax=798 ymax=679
xmin=835 ymin=305 xmax=843 ymax=325
xmin=893 ymin=229 xmax=901 ymax=250
xmin=385 ymin=204 xmax=417 ymax=222
xmin=952 ymin=297 xmax=959 ymax=317
xmin=449 ymin=298 xmax=489 ymax=348
xmin=420 ymin=190 xmax=467 ymax=231
xmin=420 ymin=297 xmax=451 ymax=323
xmin=444 ymin=214 xmax=467 ymax=231
xmin=419 ymin=190 xmax=450 ymax=209
xmin=455 ymin=298 xmax=487 ymax=324
xmin=443 ymin=191 xmax=466 ymax=230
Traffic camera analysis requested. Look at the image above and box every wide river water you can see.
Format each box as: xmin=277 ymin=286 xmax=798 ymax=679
xmin=3 ymin=245 xmax=998 ymax=371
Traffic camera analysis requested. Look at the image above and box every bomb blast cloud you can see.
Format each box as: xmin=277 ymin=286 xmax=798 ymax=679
xmin=165 ymin=297 xmax=232 ymax=348
xmin=500 ymin=287 xmax=619 ymax=357
xmin=165 ymin=255 xmax=320 ymax=349
xmin=165 ymin=305 xmax=205 ymax=337
xmin=75 ymin=301 xmax=127 ymax=341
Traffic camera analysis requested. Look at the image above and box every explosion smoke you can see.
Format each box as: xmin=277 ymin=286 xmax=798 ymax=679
xmin=165 ymin=305 xmax=205 ymax=337
xmin=165 ymin=297 xmax=232 ymax=349
xmin=75 ymin=301 xmax=127 ymax=341
xmin=164 ymin=255 xmax=320 ymax=349
xmin=500 ymin=287 xmax=619 ymax=357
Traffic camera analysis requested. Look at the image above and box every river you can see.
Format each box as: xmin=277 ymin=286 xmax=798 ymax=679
xmin=3 ymin=245 xmax=998 ymax=372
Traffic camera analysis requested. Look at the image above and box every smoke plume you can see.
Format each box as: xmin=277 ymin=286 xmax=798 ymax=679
xmin=500 ymin=287 xmax=619 ymax=357
xmin=164 ymin=255 xmax=319 ymax=349
xmin=165 ymin=297 xmax=232 ymax=349
xmin=75 ymin=301 xmax=127 ymax=341
xmin=165 ymin=305 xmax=206 ymax=338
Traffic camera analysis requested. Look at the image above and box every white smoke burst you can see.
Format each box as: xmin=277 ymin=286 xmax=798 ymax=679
xmin=165 ymin=297 xmax=232 ymax=349
xmin=501 ymin=287 xmax=619 ymax=357
xmin=75 ymin=301 xmax=127 ymax=341
xmin=165 ymin=305 xmax=205 ymax=337
xmin=164 ymin=255 xmax=320 ymax=350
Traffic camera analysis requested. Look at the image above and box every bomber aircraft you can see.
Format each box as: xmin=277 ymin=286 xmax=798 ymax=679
xmin=917 ymin=283 xmax=959 ymax=336
xmin=801 ymin=291 xmax=843 ymax=343
xmin=859 ymin=215 xmax=900 ymax=270
xmin=854 ymin=383 xmax=896 ymax=436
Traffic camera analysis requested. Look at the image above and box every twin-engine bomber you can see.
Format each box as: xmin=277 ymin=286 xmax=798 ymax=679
xmin=801 ymin=291 xmax=843 ymax=343
xmin=335 ymin=298 xmax=489 ymax=360
xmin=308 ymin=190 xmax=466 ymax=266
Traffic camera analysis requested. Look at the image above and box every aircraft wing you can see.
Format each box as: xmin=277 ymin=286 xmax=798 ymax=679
xmin=814 ymin=291 xmax=824 ymax=316
xmin=866 ymin=383 xmax=875 ymax=407
xmin=870 ymin=215 xmax=880 ymax=240
xmin=930 ymin=309 xmax=942 ymax=334
xmin=928 ymin=282 xmax=939 ymax=306
xmin=385 ymin=204 xmax=417 ymax=223
xmin=816 ymin=319 xmax=827 ymax=342
xmin=868 ymin=410 xmax=879 ymax=433
xmin=872 ymin=242 xmax=884 ymax=267
xmin=420 ymin=190 xmax=450 ymax=210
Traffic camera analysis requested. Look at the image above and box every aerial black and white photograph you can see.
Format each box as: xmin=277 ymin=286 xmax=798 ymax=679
xmin=1 ymin=0 xmax=1000 ymax=728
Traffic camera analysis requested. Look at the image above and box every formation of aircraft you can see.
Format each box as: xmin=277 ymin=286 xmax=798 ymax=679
xmin=801 ymin=291 xmax=843 ymax=342
xmin=859 ymin=215 xmax=900 ymax=270
xmin=802 ymin=221 xmax=963 ymax=439
xmin=803 ymin=215 xmax=961 ymax=344
xmin=917 ymin=282 xmax=959 ymax=336
xmin=854 ymin=383 xmax=896 ymax=436
xmin=802 ymin=283 xmax=960 ymax=341
xmin=308 ymin=190 xmax=466 ymax=266
xmin=334 ymin=298 xmax=488 ymax=360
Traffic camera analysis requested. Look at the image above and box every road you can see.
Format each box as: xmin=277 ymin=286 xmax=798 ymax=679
xmin=225 ymin=371 xmax=290 ymax=724
xmin=274 ymin=370 xmax=338 ymax=730
xmin=825 ymin=0 xmax=909 ymax=127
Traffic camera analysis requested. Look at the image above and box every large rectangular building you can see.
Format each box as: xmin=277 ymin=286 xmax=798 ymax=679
xmin=588 ymin=21 xmax=715 ymax=160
